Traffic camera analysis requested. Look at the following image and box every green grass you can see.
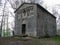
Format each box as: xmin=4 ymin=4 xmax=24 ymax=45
xmin=52 ymin=36 xmax=60 ymax=42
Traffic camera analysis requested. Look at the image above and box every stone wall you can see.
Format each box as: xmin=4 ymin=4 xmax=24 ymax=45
xmin=15 ymin=4 xmax=37 ymax=37
xmin=37 ymin=6 xmax=56 ymax=37
xmin=37 ymin=7 xmax=46 ymax=37
xmin=15 ymin=3 xmax=56 ymax=37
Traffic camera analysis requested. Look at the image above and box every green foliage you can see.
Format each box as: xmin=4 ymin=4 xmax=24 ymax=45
xmin=3 ymin=29 xmax=10 ymax=37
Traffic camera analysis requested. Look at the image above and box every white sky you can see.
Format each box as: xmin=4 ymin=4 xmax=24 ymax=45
xmin=43 ymin=0 xmax=60 ymax=6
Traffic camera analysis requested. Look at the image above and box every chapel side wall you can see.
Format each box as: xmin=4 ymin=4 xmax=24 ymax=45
xmin=37 ymin=6 xmax=56 ymax=37
xmin=37 ymin=6 xmax=46 ymax=37
xmin=42 ymin=9 xmax=56 ymax=36
xmin=44 ymin=12 xmax=56 ymax=36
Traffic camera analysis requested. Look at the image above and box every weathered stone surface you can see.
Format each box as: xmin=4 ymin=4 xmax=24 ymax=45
xmin=15 ymin=3 xmax=56 ymax=37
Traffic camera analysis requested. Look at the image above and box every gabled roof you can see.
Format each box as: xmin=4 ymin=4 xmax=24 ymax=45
xmin=14 ymin=3 xmax=36 ymax=13
xmin=14 ymin=3 xmax=56 ymax=18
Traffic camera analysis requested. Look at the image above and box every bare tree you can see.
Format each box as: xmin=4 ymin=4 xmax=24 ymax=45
xmin=1 ymin=0 xmax=8 ymax=37
xmin=39 ymin=0 xmax=43 ymax=5
xmin=7 ymin=0 xmax=20 ymax=9
xmin=0 ymin=0 xmax=2 ymax=6
xmin=8 ymin=0 xmax=35 ymax=9
xmin=29 ymin=0 xmax=35 ymax=3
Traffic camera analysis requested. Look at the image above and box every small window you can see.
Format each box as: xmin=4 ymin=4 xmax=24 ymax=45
xmin=22 ymin=9 xmax=27 ymax=18
xmin=22 ymin=12 xmax=24 ymax=18
xmin=23 ymin=9 xmax=26 ymax=16
xmin=30 ymin=6 xmax=33 ymax=10
xmin=30 ymin=10 xmax=34 ymax=15
xmin=27 ymin=10 xmax=30 ymax=16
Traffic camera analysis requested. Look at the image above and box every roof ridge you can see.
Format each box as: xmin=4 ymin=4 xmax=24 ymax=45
xmin=14 ymin=3 xmax=56 ymax=18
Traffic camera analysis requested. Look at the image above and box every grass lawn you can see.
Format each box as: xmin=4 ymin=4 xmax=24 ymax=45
xmin=0 ymin=36 xmax=60 ymax=45
xmin=51 ymin=36 xmax=60 ymax=42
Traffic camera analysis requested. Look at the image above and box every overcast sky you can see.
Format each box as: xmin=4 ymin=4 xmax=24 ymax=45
xmin=43 ymin=0 xmax=60 ymax=6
